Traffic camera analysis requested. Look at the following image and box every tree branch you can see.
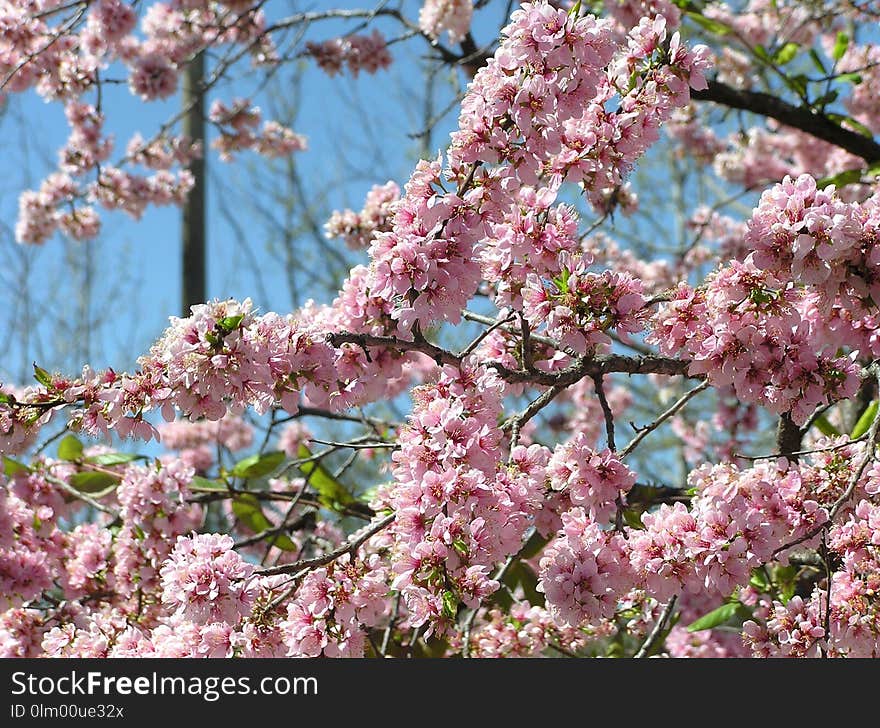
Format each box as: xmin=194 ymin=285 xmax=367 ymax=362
xmin=776 ymin=413 xmax=804 ymax=462
xmin=256 ymin=512 xmax=395 ymax=577
xmin=692 ymin=79 xmax=880 ymax=164
xmin=633 ymin=596 xmax=677 ymax=659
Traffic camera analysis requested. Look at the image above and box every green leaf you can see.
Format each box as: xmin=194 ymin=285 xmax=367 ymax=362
xmin=217 ymin=314 xmax=244 ymax=332
xmin=189 ymin=476 xmax=228 ymax=492
xmin=816 ymin=168 xmax=865 ymax=189
xmin=441 ymin=590 xmax=459 ymax=619
xmin=812 ymin=414 xmax=841 ymax=437
xmin=231 ymin=450 xmax=286 ymax=479
xmin=749 ymin=568 xmax=771 ymax=592
xmin=685 ymin=11 xmax=731 ymax=35
xmin=813 ymin=89 xmax=839 ymax=108
xmin=622 ymin=508 xmax=646 ymax=530
xmin=773 ymin=42 xmax=799 ymax=65
xmin=808 ymin=49 xmax=827 ymax=75
xmin=774 ymin=565 xmax=798 ymax=604
xmin=787 ymin=73 xmax=810 ymax=97
xmin=686 ymin=601 xmax=741 ymax=632
xmin=567 ymin=0 xmax=582 ymax=16
xmin=554 ymin=266 xmax=571 ymax=295
xmin=57 ymin=435 xmax=84 ymax=462
xmin=297 ymin=444 xmax=358 ymax=511
xmin=519 ymin=530 xmax=549 ymax=560
xmin=835 ymin=72 xmax=863 ymax=85
xmin=832 ymin=31 xmax=850 ymax=61
xmin=70 ymin=471 xmax=120 ymax=495
xmin=753 ymin=45 xmax=771 ymax=62
xmin=834 ymin=114 xmax=872 ymax=138
xmin=851 ymin=401 xmax=878 ymax=439
xmin=0 ymin=392 xmax=12 ymax=405
xmin=232 ymin=494 xmax=297 ymax=551
xmin=3 ymin=456 xmax=30 ymax=476
xmin=33 ymin=363 xmax=52 ymax=388
xmin=85 ymin=452 xmax=143 ymax=466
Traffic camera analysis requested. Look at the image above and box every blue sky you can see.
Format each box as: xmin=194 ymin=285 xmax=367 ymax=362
xmin=0 ymin=0 xmax=519 ymax=379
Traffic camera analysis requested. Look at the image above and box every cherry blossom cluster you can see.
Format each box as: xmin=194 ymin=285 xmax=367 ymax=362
xmin=649 ymin=259 xmax=861 ymax=425
xmin=324 ymin=181 xmax=400 ymax=250
xmin=546 ymin=434 xmax=636 ymax=522
xmin=536 ymin=448 xmax=865 ymax=633
xmin=0 ymin=477 xmax=56 ymax=609
xmin=465 ymin=601 xmax=601 ymax=657
xmin=209 ymin=99 xmax=307 ymax=161
xmin=113 ymin=461 xmax=203 ymax=600
xmin=360 ymin=4 xmax=709 ymax=336
xmin=304 ymin=30 xmax=392 ymax=77
xmin=744 ymin=175 xmax=880 ymax=311
xmin=160 ymin=533 xmax=257 ymax=623
xmin=538 ymin=508 xmax=637 ymax=626
xmin=281 ymin=553 xmax=390 ymax=657
xmin=366 ymin=156 xmax=483 ymax=334
xmin=523 ymin=258 xmax=647 ymax=355
xmin=384 ymin=362 xmax=547 ymax=629
xmin=0 ymin=298 xmax=345 ymax=449
xmin=418 ymin=0 xmax=473 ymax=45
xmin=631 ymin=459 xmax=828 ymax=602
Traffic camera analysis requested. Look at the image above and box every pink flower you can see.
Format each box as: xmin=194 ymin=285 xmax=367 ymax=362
xmin=160 ymin=533 xmax=257 ymax=624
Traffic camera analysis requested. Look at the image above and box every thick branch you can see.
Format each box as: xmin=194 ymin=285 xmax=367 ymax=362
xmin=327 ymin=332 xmax=460 ymax=367
xmin=328 ymin=331 xmax=694 ymax=385
xmin=491 ymin=353 xmax=694 ymax=386
xmin=776 ymin=413 xmax=803 ymax=462
xmin=692 ymin=79 xmax=880 ymax=163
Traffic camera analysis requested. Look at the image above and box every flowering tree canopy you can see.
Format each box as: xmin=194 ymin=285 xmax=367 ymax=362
xmin=4 ymin=0 xmax=880 ymax=658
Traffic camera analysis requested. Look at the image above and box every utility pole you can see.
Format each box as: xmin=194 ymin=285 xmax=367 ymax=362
xmin=181 ymin=52 xmax=206 ymax=315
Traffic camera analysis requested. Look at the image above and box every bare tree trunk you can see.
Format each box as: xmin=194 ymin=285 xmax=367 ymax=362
xmin=182 ymin=53 xmax=206 ymax=315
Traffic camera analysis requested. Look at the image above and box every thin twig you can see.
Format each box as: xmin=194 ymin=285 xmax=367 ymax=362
xmin=621 ymin=381 xmax=710 ymax=459
xmin=257 ymin=512 xmax=395 ymax=577
xmin=593 ymin=374 xmax=616 ymax=451
xmin=634 ymin=596 xmax=677 ymax=658
xmin=44 ymin=474 xmax=119 ymax=518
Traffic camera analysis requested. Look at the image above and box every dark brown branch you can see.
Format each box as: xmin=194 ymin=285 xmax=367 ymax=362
xmin=327 ymin=331 xmax=694 ymax=386
xmin=691 ymin=79 xmax=880 ymax=163
xmin=256 ymin=512 xmax=395 ymax=576
xmin=776 ymin=413 xmax=804 ymax=462
xmin=491 ymin=353 xmax=694 ymax=386
xmin=592 ymin=374 xmax=616 ymax=451
xmin=188 ymin=489 xmax=375 ymax=520
xmin=327 ymin=332 xmax=460 ymax=368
